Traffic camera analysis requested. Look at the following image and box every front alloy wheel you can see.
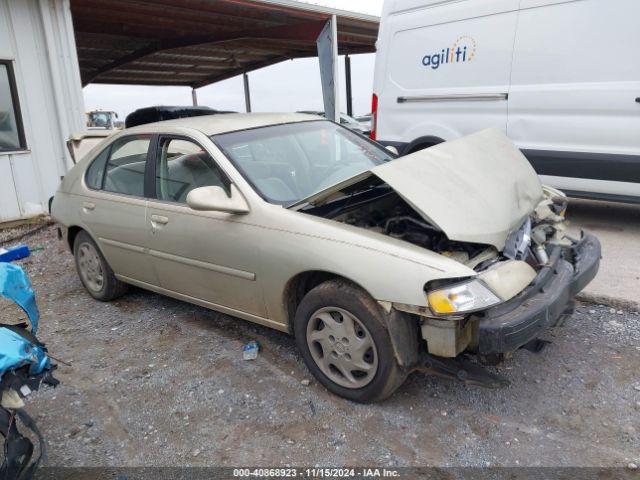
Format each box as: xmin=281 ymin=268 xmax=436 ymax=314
xmin=306 ymin=307 xmax=378 ymax=389
xmin=294 ymin=280 xmax=407 ymax=403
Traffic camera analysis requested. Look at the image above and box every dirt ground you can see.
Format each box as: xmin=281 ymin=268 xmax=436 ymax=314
xmin=0 ymin=225 xmax=638 ymax=468
xmin=566 ymin=199 xmax=640 ymax=310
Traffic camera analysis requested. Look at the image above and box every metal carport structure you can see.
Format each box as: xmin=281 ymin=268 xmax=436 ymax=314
xmin=70 ymin=0 xmax=379 ymax=115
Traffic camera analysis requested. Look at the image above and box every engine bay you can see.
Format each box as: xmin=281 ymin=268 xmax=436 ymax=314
xmin=301 ymin=176 xmax=569 ymax=274
xmin=307 ymin=189 xmax=499 ymax=271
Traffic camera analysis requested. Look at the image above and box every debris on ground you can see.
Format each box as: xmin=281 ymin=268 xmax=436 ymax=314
xmin=0 ymin=260 xmax=58 ymax=478
xmin=0 ymin=245 xmax=31 ymax=263
xmin=242 ymin=340 xmax=259 ymax=361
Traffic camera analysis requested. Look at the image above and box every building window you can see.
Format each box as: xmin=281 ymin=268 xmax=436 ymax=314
xmin=0 ymin=60 xmax=26 ymax=152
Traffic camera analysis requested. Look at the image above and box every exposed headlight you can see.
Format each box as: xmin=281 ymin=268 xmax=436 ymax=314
xmin=427 ymin=279 xmax=501 ymax=314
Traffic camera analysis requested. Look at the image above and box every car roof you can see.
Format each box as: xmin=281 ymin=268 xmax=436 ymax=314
xmin=123 ymin=112 xmax=321 ymax=136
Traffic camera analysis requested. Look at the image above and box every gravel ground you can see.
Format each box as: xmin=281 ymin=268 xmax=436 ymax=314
xmin=0 ymin=226 xmax=638 ymax=468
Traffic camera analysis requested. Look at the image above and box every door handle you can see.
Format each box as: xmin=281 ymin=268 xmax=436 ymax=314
xmin=636 ymin=97 xmax=640 ymax=103
xmin=82 ymin=201 xmax=95 ymax=211
xmin=150 ymin=214 xmax=169 ymax=225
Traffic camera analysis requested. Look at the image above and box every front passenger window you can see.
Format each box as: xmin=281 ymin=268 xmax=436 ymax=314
xmin=155 ymin=138 xmax=228 ymax=203
xmin=103 ymin=135 xmax=151 ymax=196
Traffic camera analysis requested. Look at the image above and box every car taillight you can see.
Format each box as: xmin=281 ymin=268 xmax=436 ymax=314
xmin=370 ymin=93 xmax=378 ymax=140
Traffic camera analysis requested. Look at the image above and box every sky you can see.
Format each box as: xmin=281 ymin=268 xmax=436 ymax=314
xmin=82 ymin=0 xmax=385 ymax=121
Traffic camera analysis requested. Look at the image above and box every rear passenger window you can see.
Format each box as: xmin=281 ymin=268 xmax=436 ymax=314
xmin=85 ymin=147 xmax=109 ymax=189
xmin=155 ymin=137 xmax=228 ymax=203
xmin=103 ymin=135 xmax=151 ymax=196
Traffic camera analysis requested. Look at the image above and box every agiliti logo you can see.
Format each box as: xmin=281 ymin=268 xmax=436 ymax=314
xmin=422 ymin=36 xmax=476 ymax=70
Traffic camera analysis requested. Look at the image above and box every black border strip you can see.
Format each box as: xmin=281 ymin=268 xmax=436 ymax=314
xmin=32 ymin=467 xmax=640 ymax=480
xmin=562 ymin=189 xmax=640 ymax=205
xmin=522 ymin=149 xmax=640 ymax=184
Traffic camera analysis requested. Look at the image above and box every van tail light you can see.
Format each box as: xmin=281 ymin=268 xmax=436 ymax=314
xmin=370 ymin=93 xmax=378 ymax=140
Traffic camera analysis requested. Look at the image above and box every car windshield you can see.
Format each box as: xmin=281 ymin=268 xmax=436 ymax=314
xmin=212 ymin=120 xmax=392 ymax=206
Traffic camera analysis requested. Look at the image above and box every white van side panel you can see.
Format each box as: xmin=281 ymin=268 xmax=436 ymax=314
xmin=508 ymin=0 xmax=640 ymax=198
xmin=374 ymin=0 xmax=519 ymax=151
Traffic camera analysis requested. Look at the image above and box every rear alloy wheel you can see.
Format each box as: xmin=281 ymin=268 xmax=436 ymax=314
xmin=294 ymin=280 xmax=407 ymax=402
xmin=77 ymin=241 xmax=104 ymax=293
xmin=73 ymin=231 xmax=127 ymax=301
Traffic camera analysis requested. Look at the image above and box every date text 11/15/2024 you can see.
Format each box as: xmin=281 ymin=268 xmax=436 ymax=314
xmin=232 ymin=468 xmax=401 ymax=478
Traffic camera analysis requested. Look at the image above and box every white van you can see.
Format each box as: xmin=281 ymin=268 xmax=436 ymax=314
xmin=372 ymin=0 xmax=640 ymax=203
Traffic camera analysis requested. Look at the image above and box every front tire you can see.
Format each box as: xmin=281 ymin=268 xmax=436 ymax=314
xmin=294 ymin=280 xmax=407 ymax=403
xmin=73 ymin=230 xmax=127 ymax=301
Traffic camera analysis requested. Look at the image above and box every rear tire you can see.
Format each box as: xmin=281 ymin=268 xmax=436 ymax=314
xmin=294 ymin=280 xmax=407 ymax=403
xmin=73 ymin=230 xmax=127 ymax=301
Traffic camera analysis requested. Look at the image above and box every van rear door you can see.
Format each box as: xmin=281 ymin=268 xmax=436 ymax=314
xmin=375 ymin=0 xmax=519 ymax=151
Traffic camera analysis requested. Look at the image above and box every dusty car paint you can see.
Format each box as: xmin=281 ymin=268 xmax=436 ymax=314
xmin=52 ymin=114 xmax=476 ymax=333
xmin=51 ymin=114 xmax=599 ymax=378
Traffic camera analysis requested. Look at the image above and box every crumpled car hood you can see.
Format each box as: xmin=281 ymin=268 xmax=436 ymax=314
xmin=371 ymin=129 xmax=543 ymax=250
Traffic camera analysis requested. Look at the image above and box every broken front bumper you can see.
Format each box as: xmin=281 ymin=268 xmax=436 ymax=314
xmin=473 ymin=232 xmax=601 ymax=355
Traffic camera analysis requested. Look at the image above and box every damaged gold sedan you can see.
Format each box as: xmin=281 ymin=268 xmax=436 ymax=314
xmin=51 ymin=114 xmax=600 ymax=402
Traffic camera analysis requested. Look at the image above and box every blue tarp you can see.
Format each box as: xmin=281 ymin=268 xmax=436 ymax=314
xmin=0 ymin=262 xmax=49 ymax=379
xmin=0 ymin=328 xmax=49 ymax=379
xmin=0 ymin=262 xmax=40 ymax=333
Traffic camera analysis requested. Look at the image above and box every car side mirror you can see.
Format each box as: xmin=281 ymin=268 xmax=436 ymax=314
xmin=385 ymin=145 xmax=399 ymax=156
xmin=186 ymin=184 xmax=250 ymax=214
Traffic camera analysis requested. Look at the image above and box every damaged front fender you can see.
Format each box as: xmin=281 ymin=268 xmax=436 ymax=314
xmin=378 ymin=302 xmax=422 ymax=369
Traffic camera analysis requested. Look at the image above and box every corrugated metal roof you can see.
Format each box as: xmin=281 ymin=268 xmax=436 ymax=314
xmin=71 ymin=0 xmax=379 ymax=88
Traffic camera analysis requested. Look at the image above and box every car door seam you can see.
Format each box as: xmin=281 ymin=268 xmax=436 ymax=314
xmin=99 ymin=238 xmax=145 ymax=253
xmin=148 ymin=207 xmax=445 ymax=272
xmin=148 ymin=249 xmax=256 ymax=281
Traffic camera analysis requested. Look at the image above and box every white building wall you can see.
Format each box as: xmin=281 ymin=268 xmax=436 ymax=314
xmin=0 ymin=0 xmax=85 ymax=223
